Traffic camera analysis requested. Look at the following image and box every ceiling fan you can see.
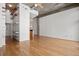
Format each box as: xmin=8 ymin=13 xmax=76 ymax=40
xmin=5 ymin=4 xmax=18 ymax=15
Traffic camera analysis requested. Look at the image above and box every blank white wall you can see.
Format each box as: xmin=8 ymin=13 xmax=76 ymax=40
xmin=32 ymin=18 xmax=37 ymax=35
xmin=6 ymin=10 xmax=12 ymax=23
xmin=0 ymin=3 xmax=5 ymax=47
xmin=39 ymin=7 xmax=79 ymax=41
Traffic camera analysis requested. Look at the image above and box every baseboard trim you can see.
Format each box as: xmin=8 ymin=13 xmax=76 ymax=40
xmin=38 ymin=35 xmax=79 ymax=42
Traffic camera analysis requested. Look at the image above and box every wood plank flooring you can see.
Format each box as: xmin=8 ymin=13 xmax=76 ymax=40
xmin=0 ymin=35 xmax=79 ymax=56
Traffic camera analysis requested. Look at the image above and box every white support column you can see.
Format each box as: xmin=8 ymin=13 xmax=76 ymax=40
xmin=19 ymin=4 xmax=30 ymax=41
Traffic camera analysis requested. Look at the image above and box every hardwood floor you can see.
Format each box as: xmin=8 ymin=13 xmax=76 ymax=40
xmin=0 ymin=35 xmax=79 ymax=56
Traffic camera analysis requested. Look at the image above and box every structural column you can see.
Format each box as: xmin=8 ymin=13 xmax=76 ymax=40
xmin=19 ymin=4 xmax=30 ymax=41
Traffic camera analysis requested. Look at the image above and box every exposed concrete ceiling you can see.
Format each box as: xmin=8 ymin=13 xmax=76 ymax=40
xmin=25 ymin=3 xmax=79 ymax=18
xmin=25 ymin=3 xmax=71 ymax=15
xmin=5 ymin=3 xmax=79 ymax=17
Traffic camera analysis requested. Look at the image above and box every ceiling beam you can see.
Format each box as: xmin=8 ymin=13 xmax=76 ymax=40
xmin=37 ymin=3 xmax=79 ymax=18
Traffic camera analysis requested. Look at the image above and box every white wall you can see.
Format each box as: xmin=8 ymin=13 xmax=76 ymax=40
xmin=0 ymin=3 xmax=5 ymax=47
xmin=32 ymin=18 xmax=37 ymax=35
xmin=39 ymin=7 xmax=79 ymax=41
xmin=6 ymin=10 xmax=12 ymax=23
xmin=19 ymin=4 xmax=30 ymax=41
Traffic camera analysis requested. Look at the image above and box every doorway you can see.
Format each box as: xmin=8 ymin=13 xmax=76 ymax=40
xmin=5 ymin=3 xmax=19 ymax=44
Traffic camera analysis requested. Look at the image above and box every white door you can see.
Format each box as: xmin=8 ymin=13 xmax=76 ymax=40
xmin=0 ymin=3 xmax=6 ymax=47
xmin=19 ymin=4 xmax=30 ymax=41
